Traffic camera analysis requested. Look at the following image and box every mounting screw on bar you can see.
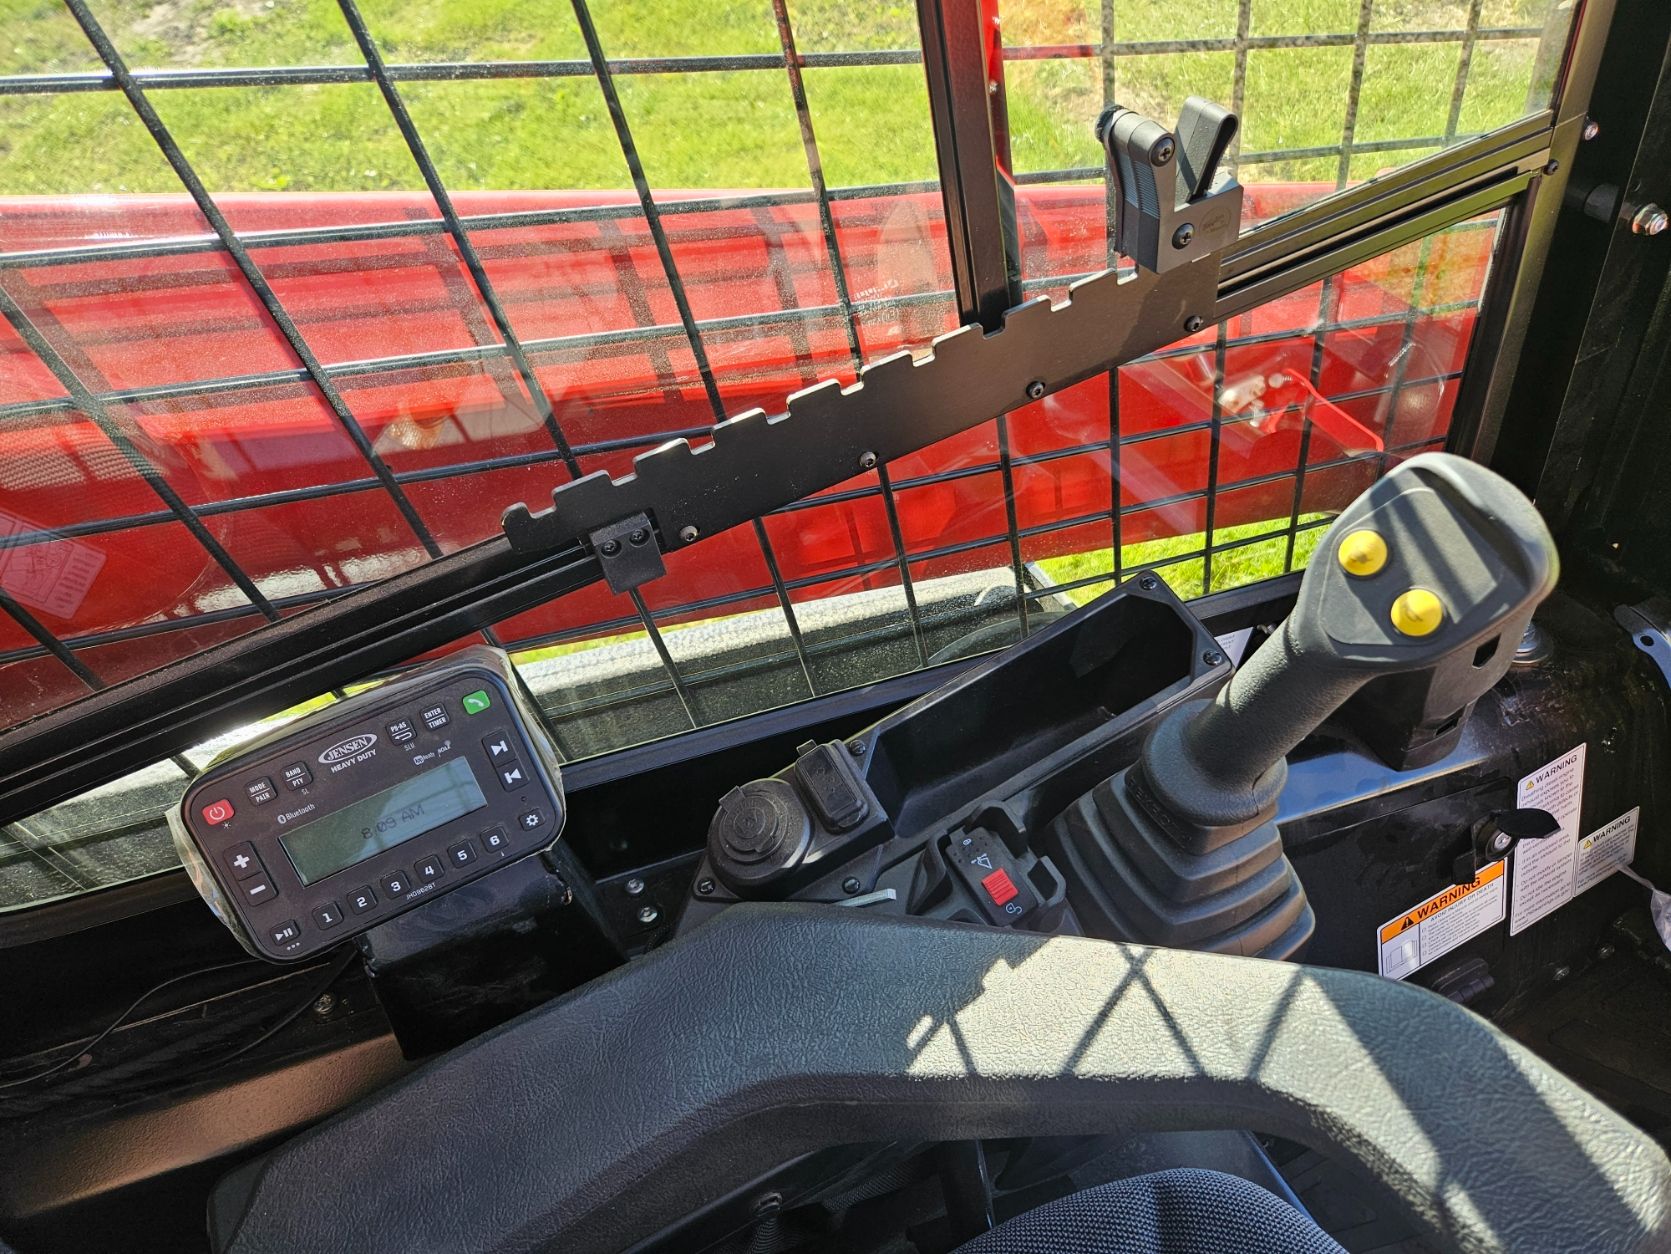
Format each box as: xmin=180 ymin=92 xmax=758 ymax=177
xmin=1583 ymin=117 xmax=1601 ymax=140
xmin=1026 ymin=380 xmax=1046 ymax=400
xmin=680 ymin=525 xmax=700 ymax=543
xmin=859 ymin=450 xmax=878 ymax=469
xmin=1184 ymin=315 xmax=1206 ymax=333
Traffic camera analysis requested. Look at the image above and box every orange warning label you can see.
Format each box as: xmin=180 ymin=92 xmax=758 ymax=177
xmin=1378 ymin=860 xmax=1505 ymax=945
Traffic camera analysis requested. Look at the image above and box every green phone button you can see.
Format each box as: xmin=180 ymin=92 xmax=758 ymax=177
xmin=461 ymin=689 xmax=492 ymax=715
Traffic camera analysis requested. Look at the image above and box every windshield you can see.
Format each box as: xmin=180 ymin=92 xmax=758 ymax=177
xmin=0 ymin=0 xmax=1573 ymax=911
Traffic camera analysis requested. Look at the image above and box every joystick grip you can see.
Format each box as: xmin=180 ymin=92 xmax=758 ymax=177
xmin=1143 ymin=452 xmax=1559 ymax=827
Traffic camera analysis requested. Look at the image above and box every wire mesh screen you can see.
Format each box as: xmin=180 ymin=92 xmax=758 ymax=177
xmin=0 ymin=0 xmax=1567 ymax=906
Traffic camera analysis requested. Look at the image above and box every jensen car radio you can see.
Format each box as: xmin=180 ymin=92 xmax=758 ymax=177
xmin=173 ymin=647 xmax=566 ymax=962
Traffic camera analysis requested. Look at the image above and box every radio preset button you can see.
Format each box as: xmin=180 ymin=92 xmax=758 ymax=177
xmin=447 ymin=839 xmax=477 ymax=868
xmin=243 ymin=877 xmax=278 ymax=906
xmin=380 ymin=872 xmax=410 ymax=898
xmin=200 ymin=798 xmax=235 ymax=826
xmin=347 ymin=886 xmax=377 ymax=914
xmin=415 ymin=855 xmax=445 ymax=884
xmin=482 ymin=731 xmax=513 ymax=762
xmin=421 ymin=704 xmax=449 ymax=731
xmin=481 ymin=826 xmax=509 ymax=853
xmin=312 ymin=902 xmax=344 ymax=930
xmin=224 ymin=842 xmax=263 ymax=880
xmin=246 ymin=777 xmax=276 ymax=805
xmin=282 ymin=763 xmax=312 ymax=790
xmin=387 ymin=718 xmax=416 ymax=745
xmin=270 ymin=920 xmax=301 ymax=947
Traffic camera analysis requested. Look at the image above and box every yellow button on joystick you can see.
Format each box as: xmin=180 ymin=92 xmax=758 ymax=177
xmin=1390 ymin=588 xmax=1444 ymax=637
xmin=1337 ymin=529 xmax=1388 ymax=577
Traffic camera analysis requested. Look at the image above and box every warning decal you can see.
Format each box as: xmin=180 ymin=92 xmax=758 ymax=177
xmin=1509 ymin=744 xmax=1588 ymax=935
xmin=1377 ymin=860 xmax=1507 ymax=981
xmin=1576 ymin=807 xmax=1640 ymax=896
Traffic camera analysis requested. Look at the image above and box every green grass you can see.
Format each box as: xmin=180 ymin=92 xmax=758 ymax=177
xmin=1036 ymin=514 xmax=1330 ymax=606
xmin=0 ymin=0 xmax=1560 ymax=195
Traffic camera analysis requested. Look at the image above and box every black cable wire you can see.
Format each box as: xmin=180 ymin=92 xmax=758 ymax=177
xmin=205 ymin=948 xmax=357 ymax=1070
xmin=0 ymin=957 xmax=261 ymax=1090
xmin=0 ymin=947 xmax=356 ymax=1091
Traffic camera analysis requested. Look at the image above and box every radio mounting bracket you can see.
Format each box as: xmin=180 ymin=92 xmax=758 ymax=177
xmin=588 ymin=511 xmax=665 ymax=594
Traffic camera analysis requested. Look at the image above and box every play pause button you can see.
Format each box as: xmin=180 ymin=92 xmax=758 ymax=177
xmin=498 ymin=760 xmax=526 ymax=790
xmin=482 ymin=731 xmax=513 ymax=761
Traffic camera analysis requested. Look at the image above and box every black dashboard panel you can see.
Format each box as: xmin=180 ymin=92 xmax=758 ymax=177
xmin=179 ymin=654 xmax=563 ymax=962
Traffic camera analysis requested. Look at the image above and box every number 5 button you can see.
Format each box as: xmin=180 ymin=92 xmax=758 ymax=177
xmin=448 ymin=840 xmax=477 ymax=867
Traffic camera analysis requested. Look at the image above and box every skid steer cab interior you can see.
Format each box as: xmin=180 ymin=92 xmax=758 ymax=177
xmin=11 ymin=1 xmax=1671 ymax=1251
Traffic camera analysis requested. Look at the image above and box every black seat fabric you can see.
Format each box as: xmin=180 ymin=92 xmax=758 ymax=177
xmin=955 ymin=1168 xmax=1345 ymax=1254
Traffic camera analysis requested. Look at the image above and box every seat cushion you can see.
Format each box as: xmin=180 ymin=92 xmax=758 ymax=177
xmin=955 ymin=1168 xmax=1345 ymax=1254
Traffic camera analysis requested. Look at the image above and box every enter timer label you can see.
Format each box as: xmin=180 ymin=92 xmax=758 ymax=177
xmin=1378 ymin=860 xmax=1507 ymax=980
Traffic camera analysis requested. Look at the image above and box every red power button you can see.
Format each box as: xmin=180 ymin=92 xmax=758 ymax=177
xmin=981 ymin=867 xmax=1019 ymax=907
xmin=201 ymin=798 xmax=236 ymax=825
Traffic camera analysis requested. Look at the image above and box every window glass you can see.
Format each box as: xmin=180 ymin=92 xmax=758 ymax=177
xmin=0 ymin=0 xmax=1530 ymax=910
xmin=996 ymin=0 xmax=1576 ymax=284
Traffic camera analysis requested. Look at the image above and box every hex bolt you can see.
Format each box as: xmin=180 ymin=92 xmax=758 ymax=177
xmin=1582 ymin=118 xmax=1601 ymax=141
xmin=312 ymin=993 xmax=337 ymax=1019
xmin=637 ymin=904 xmax=660 ymax=926
xmin=1202 ymin=649 xmax=1225 ymax=666
xmin=600 ymin=539 xmax=621 ymax=557
xmin=1137 ymin=573 xmax=1159 ymax=591
xmin=624 ymin=876 xmax=645 ymax=897
xmin=859 ymin=450 xmax=878 ymax=470
xmin=1490 ymin=830 xmax=1515 ymax=855
xmin=842 ymin=876 xmax=862 ymax=895
xmin=628 ymin=528 xmax=649 ymax=546
xmin=1184 ymin=315 xmax=1206 ymax=334
xmin=1552 ymin=964 xmax=1571 ymax=982
xmin=848 ymin=740 xmax=867 ymax=756
xmin=1544 ymin=158 xmax=1560 ymax=175
xmin=1173 ymin=222 xmax=1196 ymax=249
xmin=696 ymin=877 xmax=716 ymax=896
xmin=1632 ymin=204 xmax=1669 ymax=236
xmin=1026 ymin=379 xmax=1046 ymax=400
xmin=679 ymin=524 xmax=700 ymax=543
xmin=1598 ymin=943 xmax=1617 ymax=960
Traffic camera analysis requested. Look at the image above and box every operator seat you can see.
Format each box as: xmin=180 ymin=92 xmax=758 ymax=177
xmin=954 ymin=1169 xmax=1343 ymax=1254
